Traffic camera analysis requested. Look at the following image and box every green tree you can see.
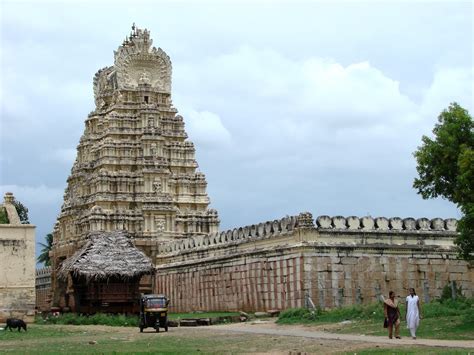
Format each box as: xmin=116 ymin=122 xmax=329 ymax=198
xmin=37 ymin=233 xmax=53 ymax=266
xmin=0 ymin=207 xmax=9 ymax=224
xmin=12 ymin=198 xmax=29 ymax=224
xmin=413 ymin=102 xmax=474 ymax=260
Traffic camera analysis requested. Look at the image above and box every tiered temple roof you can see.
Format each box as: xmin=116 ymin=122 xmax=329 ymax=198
xmin=52 ymin=25 xmax=220 ymax=264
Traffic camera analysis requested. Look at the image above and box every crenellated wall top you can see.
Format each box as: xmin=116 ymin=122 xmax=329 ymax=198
xmin=315 ymin=215 xmax=457 ymax=232
xmin=35 ymin=266 xmax=52 ymax=277
xmin=157 ymin=213 xmax=304 ymax=255
xmin=156 ymin=212 xmax=458 ymax=256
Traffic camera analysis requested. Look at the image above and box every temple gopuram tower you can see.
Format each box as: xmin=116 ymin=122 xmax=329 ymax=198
xmin=52 ymin=25 xmax=219 ymax=281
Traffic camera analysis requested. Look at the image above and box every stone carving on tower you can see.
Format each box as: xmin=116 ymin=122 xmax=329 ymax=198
xmin=52 ymin=25 xmax=220 ymax=265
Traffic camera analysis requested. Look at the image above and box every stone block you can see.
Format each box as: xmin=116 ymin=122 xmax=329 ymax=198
xmin=445 ymin=219 xmax=458 ymax=231
xmin=197 ymin=318 xmax=211 ymax=326
xmin=425 ymin=271 xmax=435 ymax=280
xmin=449 ymin=273 xmax=462 ymax=281
xmin=340 ymin=257 xmax=358 ymax=265
xmin=264 ymin=222 xmax=272 ymax=235
xmin=375 ymin=217 xmax=389 ymax=230
xmin=403 ymin=218 xmax=416 ymax=230
xmin=361 ymin=217 xmax=374 ymax=230
xmin=368 ymin=271 xmax=383 ymax=280
xmin=416 ymin=218 xmax=431 ymax=230
xmin=448 ymin=266 xmax=468 ymax=273
xmin=267 ymin=309 xmax=280 ymax=317
xmin=431 ymin=265 xmax=447 ymax=273
xmin=389 ymin=217 xmax=403 ymax=230
xmin=346 ymin=216 xmax=360 ymax=230
xmin=180 ymin=319 xmax=198 ymax=327
xmin=332 ymin=216 xmax=347 ymax=229
xmin=418 ymin=265 xmax=431 ymax=272
xmin=427 ymin=258 xmax=444 ymax=265
xmin=431 ymin=218 xmax=445 ymax=231
xmin=317 ymin=216 xmax=332 ymax=229
xmin=413 ymin=258 xmax=429 ymax=265
xmin=168 ymin=320 xmax=179 ymax=327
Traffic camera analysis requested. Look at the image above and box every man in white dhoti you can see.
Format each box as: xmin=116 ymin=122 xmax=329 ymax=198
xmin=405 ymin=287 xmax=422 ymax=339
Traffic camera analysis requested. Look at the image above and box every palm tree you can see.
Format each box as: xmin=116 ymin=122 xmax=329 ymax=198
xmin=37 ymin=233 xmax=53 ymax=266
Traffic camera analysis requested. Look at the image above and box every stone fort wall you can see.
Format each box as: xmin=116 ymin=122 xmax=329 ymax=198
xmin=36 ymin=267 xmax=52 ymax=312
xmin=0 ymin=193 xmax=36 ymax=322
xmin=155 ymin=213 xmax=472 ymax=312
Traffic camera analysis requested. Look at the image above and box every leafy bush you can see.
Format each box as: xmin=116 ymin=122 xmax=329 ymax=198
xmin=278 ymin=299 xmax=473 ymax=325
xmin=278 ymin=308 xmax=320 ymax=323
xmin=0 ymin=208 xmax=8 ymax=224
xmin=317 ymin=303 xmax=382 ymax=323
xmin=424 ymin=298 xmax=472 ymax=318
xmin=12 ymin=198 xmax=29 ymax=224
xmin=461 ymin=305 xmax=474 ymax=326
xmin=439 ymin=283 xmax=465 ymax=303
xmin=278 ymin=303 xmax=383 ymax=324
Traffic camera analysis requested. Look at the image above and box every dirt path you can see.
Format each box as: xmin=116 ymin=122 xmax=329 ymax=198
xmin=206 ymin=320 xmax=474 ymax=349
xmin=0 ymin=324 xmax=386 ymax=354
xmin=1 ymin=322 xmax=472 ymax=354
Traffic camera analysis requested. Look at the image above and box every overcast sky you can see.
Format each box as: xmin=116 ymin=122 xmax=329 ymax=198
xmin=1 ymin=0 xmax=472 ymax=261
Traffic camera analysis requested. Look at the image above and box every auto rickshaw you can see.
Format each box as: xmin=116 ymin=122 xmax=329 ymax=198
xmin=139 ymin=294 xmax=169 ymax=333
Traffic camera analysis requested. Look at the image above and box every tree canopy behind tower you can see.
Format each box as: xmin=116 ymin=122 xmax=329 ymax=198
xmin=38 ymin=233 xmax=53 ymax=266
xmin=413 ymin=102 xmax=474 ymax=260
xmin=13 ymin=198 xmax=29 ymax=224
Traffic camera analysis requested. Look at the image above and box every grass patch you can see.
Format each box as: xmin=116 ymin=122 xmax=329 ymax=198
xmin=336 ymin=316 xmax=473 ymax=340
xmin=278 ymin=298 xmax=474 ymax=340
xmin=278 ymin=303 xmax=381 ymax=324
xmin=36 ymin=313 xmax=139 ymax=327
xmin=36 ymin=311 xmax=240 ymax=327
xmin=343 ymin=347 xmax=474 ymax=355
xmin=0 ymin=325 xmax=83 ymax=341
xmin=168 ymin=311 xmax=240 ymax=320
xmin=1 ymin=324 xmax=468 ymax=354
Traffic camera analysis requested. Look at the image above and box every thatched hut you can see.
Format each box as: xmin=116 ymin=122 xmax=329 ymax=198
xmin=58 ymin=231 xmax=155 ymax=314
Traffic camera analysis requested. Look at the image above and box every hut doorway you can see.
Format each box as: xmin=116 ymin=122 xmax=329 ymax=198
xmin=73 ymin=276 xmax=141 ymax=314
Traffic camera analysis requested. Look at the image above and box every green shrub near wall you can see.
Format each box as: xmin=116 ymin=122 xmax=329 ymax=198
xmin=278 ymin=298 xmax=473 ymax=325
xmin=36 ymin=313 xmax=139 ymax=327
xmin=0 ymin=207 xmax=9 ymax=224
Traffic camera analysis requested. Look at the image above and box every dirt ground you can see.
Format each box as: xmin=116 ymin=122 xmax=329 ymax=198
xmin=1 ymin=320 xmax=473 ymax=354
xmin=212 ymin=319 xmax=474 ymax=349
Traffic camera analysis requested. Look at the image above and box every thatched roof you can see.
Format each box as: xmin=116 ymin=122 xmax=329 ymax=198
xmin=58 ymin=231 xmax=155 ymax=281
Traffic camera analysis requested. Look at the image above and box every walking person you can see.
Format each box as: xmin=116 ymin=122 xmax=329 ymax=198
xmin=405 ymin=287 xmax=422 ymax=339
xmin=383 ymin=291 xmax=401 ymax=339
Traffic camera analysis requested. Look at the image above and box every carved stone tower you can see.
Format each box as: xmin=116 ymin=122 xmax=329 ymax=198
xmin=52 ymin=25 xmax=220 ymax=268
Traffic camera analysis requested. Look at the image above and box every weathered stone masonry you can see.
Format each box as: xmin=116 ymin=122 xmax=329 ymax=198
xmin=157 ymin=251 xmax=305 ymax=312
xmin=36 ymin=267 xmax=52 ymax=312
xmin=0 ymin=193 xmax=36 ymax=322
xmin=155 ymin=214 xmax=472 ymax=312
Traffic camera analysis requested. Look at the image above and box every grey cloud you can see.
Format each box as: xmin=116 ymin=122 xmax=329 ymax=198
xmin=1 ymin=1 xmax=470 ymax=258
